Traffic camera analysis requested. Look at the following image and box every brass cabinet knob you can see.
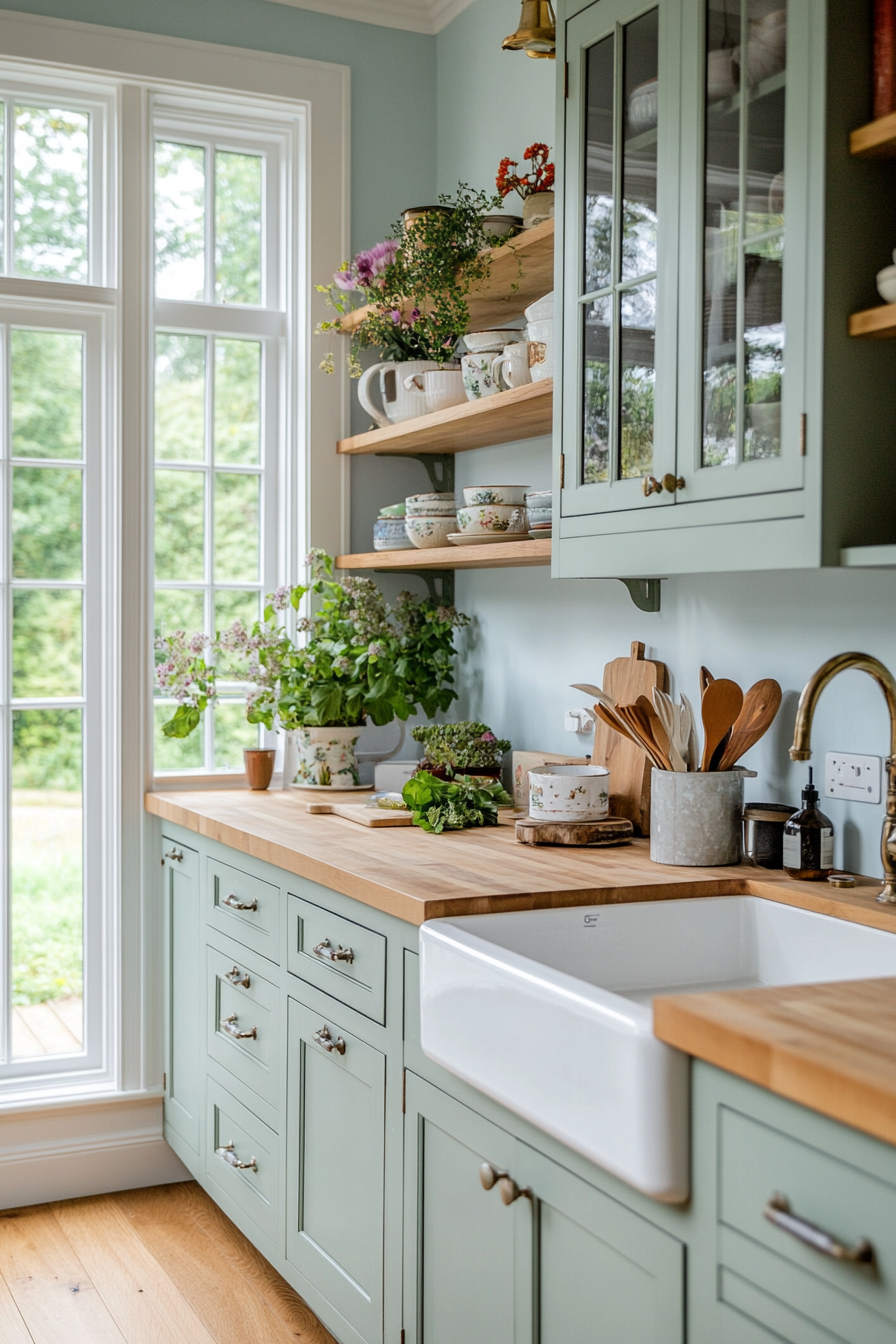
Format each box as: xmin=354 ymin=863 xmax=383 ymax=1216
xmin=479 ymin=1161 xmax=500 ymax=1191
xmin=313 ymin=1024 xmax=346 ymax=1055
xmin=642 ymin=474 xmax=686 ymax=497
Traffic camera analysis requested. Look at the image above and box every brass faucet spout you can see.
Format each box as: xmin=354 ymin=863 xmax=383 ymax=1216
xmin=789 ymin=653 xmax=896 ymax=904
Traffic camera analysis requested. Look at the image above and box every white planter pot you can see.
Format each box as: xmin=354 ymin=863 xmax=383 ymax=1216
xmin=527 ymin=764 xmax=610 ymax=821
xmin=290 ymin=726 xmax=363 ymax=788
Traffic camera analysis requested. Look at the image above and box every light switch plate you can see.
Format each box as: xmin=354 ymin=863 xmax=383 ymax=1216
xmin=824 ymin=752 xmax=882 ymax=804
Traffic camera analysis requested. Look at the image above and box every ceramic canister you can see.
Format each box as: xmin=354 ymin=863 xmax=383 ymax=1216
xmin=527 ymin=764 xmax=611 ymax=822
xmin=649 ymin=769 xmax=744 ymax=866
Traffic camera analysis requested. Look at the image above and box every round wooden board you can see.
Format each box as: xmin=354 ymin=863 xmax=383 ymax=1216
xmin=515 ymin=816 xmax=634 ymax=847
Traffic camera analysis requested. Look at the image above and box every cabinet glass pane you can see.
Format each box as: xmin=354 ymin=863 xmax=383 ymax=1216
xmin=13 ymin=589 xmax=82 ymax=698
xmin=11 ymin=710 xmax=83 ymax=1058
xmin=155 ymin=334 xmax=206 ymax=462
xmin=11 ymin=330 xmax=83 ymax=461
xmin=579 ymin=9 xmax=659 ymax=488
xmin=215 ymin=151 xmax=263 ymax=306
xmin=702 ymin=0 xmax=786 ymax=468
xmin=14 ymin=106 xmax=89 ymax=283
xmin=155 ymin=141 xmax=206 ymax=302
xmin=13 ymin=467 xmax=82 ymax=580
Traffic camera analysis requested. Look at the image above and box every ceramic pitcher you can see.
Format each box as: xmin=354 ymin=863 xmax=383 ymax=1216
xmin=357 ymin=360 xmax=441 ymax=427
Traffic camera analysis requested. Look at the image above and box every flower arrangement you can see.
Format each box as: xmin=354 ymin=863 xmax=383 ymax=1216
xmin=155 ymin=552 xmax=469 ymax=738
xmin=315 ymin=182 xmax=502 ymax=376
xmin=411 ymin=721 xmax=512 ymax=776
xmin=496 ymin=143 xmax=555 ymax=202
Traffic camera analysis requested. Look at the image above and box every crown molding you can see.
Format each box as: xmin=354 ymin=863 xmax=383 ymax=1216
xmin=262 ymin=0 xmax=477 ymax=36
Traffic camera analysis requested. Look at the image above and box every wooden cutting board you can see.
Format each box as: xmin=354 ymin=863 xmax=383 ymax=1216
xmin=306 ymin=802 xmax=411 ymax=827
xmin=515 ymin=816 xmax=633 ymax=847
xmin=591 ymin=641 xmax=668 ymax=836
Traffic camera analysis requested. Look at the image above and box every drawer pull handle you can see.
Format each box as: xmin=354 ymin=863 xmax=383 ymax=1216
xmin=479 ymin=1162 xmax=531 ymax=1206
xmin=312 ymin=937 xmax=354 ymax=964
xmin=764 ymin=1193 xmax=874 ymax=1264
xmin=225 ymin=966 xmax=250 ymax=988
xmin=216 ymin=1141 xmax=257 ymax=1173
xmin=164 ymin=847 xmax=184 ymax=862
xmin=221 ymin=1013 xmax=257 ymax=1041
xmin=223 ymin=892 xmax=258 ymax=912
xmin=313 ymin=1025 xmax=346 ymax=1055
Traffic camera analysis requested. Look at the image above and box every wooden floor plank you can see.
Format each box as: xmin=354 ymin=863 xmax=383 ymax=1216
xmin=0 ymin=1206 xmax=127 ymax=1344
xmin=51 ymin=1195 xmax=219 ymax=1344
xmin=0 ymin=1272 xmax=33 ymax=1344
xmin=116 ymin=1184 xmax=335 ymax=1344
xmin=10 ymin=1012 xmax=44 ymax=1060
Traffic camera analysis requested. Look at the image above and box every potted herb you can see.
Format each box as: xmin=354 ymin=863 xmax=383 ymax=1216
xmin=411 ymin=721 xmax=512 ymax=782
xmin=155 ymin=551 xmax=469 ymax=788
xmin=496 ymin=143 xmax=555 ymax=229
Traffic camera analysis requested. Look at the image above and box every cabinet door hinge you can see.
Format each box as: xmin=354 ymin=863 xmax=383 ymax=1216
xmin=401 ymin=1331 xmax=406 ymax=1344
xmin=402 ymin=1069 xmax=407 ymax=1114
xmin=162 ymin=1072 xmax=167 ymax=1091
xmin=559 ymin=453 xmax=565 ymax=488
xmin=800 ymin=412 xmax=807 ymax=457
xmin=564 ymin=62 xmax=569 ymax=98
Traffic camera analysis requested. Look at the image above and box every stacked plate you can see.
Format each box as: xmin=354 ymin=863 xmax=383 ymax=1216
xmin=525 ymin=489 xmax=552 ymax=540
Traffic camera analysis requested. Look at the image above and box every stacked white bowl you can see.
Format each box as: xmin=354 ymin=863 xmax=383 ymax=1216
xmin=404 ymin=492 xmax=458 ymax=549
xmin=454 ymin=485 xmax=530 ymax=540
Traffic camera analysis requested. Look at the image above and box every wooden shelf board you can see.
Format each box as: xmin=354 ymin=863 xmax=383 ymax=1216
xmin=848 ymin=303 xmax=896 ymax=339
xmin=338 ymin=379 xmax=553 ymax=456
xmin=850 ymin=111 xmax=896 ymax=159
xmin=335 ymin=539 xmax=551 ymax=571
xmin=337 ymin=217 xmax=554 ymax=335
xmin=841 ymin=544 xmax=896 ymax=568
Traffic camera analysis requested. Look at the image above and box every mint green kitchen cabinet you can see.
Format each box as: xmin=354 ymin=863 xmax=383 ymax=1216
xmin=161 ymin=835 xmax=202 ymax=1159
xmin=403 ymin=1072 xmax=684 ymax=1344
xmin=286 ymin=995 xmax=387 ymax=1344
xmin=555 ymin=0 xmax=896 ymax=580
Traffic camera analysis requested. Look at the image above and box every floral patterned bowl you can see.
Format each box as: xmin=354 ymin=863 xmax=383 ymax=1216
xmin=462 ymin=486 xmax=529 ymax=507
xmin=456 ymin=504 xmax=528 ymax=535
xmin=527 ymin=765 xmax=611 ymax=821
xmin=405 ymin=514 xmax=457 ymax=548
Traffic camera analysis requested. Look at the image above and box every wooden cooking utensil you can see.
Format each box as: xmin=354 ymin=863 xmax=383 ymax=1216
xmin=699 ymin=666 xmax=714 ymax=697
xmin=593 ymin=702 xmax=642 ymax=749
xmin=718 ymin=679 xmax=783 ymax=771
xmin=636 ymin=695 xmax=680 ymax=771
xmin=619 ymin=703 xmax=672 ymax=772
xmin=571 ymin=682 xmax=617 ymax=707
xmin=648 ymin=690 xmax=688 ymax=772
xmin=699 ymin=678 xmax=744 ymax=772
xmin=589 ymin=641 xmax=669 ymax=834
xmin=680 ymin=694 xmax=699 ymax=772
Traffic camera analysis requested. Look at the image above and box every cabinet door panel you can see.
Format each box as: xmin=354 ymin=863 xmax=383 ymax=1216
xmin=403 ymin=1074 xmax=531 ymax=1344
xmin=520 ymin=1143 xmax=684 ymax=1344
xmin=163 ymin=837 xmax=201 ymax=1153
xmin=286 ymin=996 xmax=385 ymax=1344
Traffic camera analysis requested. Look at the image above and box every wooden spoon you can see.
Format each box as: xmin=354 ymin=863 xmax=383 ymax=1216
xmin=637 ymin=695 xmax=683 ymax=772
xmin=571 ymin=682 xmax=617 ymax=707
xmin=699 ymin=666 xmax=714 ymax=697
xmin=718 ymin=679 xmax=783 ymax=772
xmin=619 ymin=703 xmax=672 ymax=771
xmin=700 ymin=678 xmax=744 ymax=772
xmin=592 ymin=702 xmax=642 ymax=749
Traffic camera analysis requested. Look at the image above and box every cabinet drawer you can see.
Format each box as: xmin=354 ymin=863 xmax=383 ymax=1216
xmin=207 ymin=858 xmax=280 ymax=964
xmin=288 ymin=894 xmax=386 ymax=1023
xmin=205 ymin=1075 xmax=279 ymax=1245
xmin=207 ymin=943 xmax=280 ymax=1113
xmin=162 ymin=834 xmax=198 ymax=879
xmin=719 ymin=1105 xmax=896 ymax=1332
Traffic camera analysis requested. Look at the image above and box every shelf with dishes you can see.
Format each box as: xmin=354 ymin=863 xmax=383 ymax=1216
xmin=337 ymin=217 xmax=554 ymax=335
xmin=848 ymin=111 xmax=896 ymax=335
xmin=848 ymin=302 xmax=896 ymax=339
xmin=850 ymin=110 xmax=896 ymax=159
xmin=338 ymin=378 xmax=552 ymax=457
xmin=335 ymin=538 xmax=551 ymax=573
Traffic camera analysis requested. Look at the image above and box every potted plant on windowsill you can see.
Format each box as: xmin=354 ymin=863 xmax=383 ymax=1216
xmin=155 ymin=551 xmax=469 ymax=789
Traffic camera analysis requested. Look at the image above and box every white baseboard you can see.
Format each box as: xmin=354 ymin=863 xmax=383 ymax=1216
xmin=0 ymin=1091 xmax=191 ymax=1209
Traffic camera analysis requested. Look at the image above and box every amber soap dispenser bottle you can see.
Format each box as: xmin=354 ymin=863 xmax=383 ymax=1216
xmin=783 ymin=768 xmax=834 ymax=880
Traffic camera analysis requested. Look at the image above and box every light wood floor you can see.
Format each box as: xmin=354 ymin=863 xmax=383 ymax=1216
xmin=0 ymin=1181 xmax=336 ymax=1344
xmin=12 ymin=998 xmax=83 ymax=1058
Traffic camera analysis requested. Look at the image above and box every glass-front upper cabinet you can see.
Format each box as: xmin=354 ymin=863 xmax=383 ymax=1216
xmin=562 ymin=0 xmax=682 ymax=517
xmin=677 ymin=0 xmax=807 ymax=503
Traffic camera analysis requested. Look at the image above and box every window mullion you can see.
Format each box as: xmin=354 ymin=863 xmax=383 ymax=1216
xmin=205 ymin=333 xmax=215 ymax=774
xmin=1 ymin=321 xmax=9 ymax=1067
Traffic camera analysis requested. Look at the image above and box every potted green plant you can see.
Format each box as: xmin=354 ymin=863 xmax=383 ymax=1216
xmin=155 ymin=551 xmax=469 ymax=788
xmin=315 ymin=183 xmax=502 ymax=424
xmin=411 ymin=721 xmax=512 ymax=782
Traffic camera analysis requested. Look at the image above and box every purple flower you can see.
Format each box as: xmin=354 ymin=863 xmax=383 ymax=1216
xmin=332 ymin=265 xmax=357 ymax=291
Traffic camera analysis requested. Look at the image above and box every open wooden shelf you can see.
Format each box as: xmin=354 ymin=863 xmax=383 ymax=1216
xmin=338 ymin=379 xmax=552 ymax=456
xmin=848 ymin=303 xmax=896 ymax=339
xmin=335 ymin=539 xmax=551 ymax=571
xmin=337 ymin=217 xmax=554 ymax=335
xmin=850 ymin=111 xmax=896 ymax=159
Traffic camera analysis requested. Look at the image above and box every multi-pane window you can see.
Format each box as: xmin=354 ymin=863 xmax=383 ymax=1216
xmin=0 ymin=78 xmax=112 ymax=1080
xmin=152 ymin=117 xmax=285 ymax=775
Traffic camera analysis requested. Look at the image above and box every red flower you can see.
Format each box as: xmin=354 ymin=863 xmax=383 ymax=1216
xmin=495 ymin=144 xmax=554 ymax=201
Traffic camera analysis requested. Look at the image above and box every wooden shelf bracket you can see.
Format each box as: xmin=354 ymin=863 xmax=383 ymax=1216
xmin=376 ymin=451 xmax=455 ymax=493
xmin=374 ymin=567 xmax=456 ymax=606
xmin=620 ymin=578 xmax=663 ymax=612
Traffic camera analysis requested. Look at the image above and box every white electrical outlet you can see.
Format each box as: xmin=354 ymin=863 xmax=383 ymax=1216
xmin=824 ymin=752 xmax=882 ymax=804
xmin=565 ymin=709 xmax=594 ymax=734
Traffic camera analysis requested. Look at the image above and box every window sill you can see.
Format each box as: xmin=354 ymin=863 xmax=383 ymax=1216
xmin=150 ymin=771 xmax=285 ymax=791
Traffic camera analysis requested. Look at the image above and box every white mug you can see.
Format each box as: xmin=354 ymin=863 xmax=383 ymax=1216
xmin=491 ymin=342 xmax=532 ymax=391
xmin=526 ymin=319 xmax=554 ymax=382
xmin=358 ymin=359 xmax=441 ymax=426
xmin=403 ymin=367 xmax=466 ymax=414
xmin=461 ymin=352 xmax=502 ymax=399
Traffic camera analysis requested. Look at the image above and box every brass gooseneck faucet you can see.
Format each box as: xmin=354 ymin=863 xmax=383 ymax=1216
xmin=790 ymin=653 xmax=896 ymax=904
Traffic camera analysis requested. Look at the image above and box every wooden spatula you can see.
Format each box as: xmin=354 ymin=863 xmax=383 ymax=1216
xmin=718 ymin=679 xmax=783 ymax=771
xmin=620 ymin=703 xmax=672 ymax=771
xmin=699 ymin=666 xmax=714 ymax=697
xmin=700 ymin=678 xmax=744 ymax=772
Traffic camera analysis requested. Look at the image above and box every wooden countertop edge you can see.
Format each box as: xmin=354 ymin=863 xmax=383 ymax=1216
xmin=654 ymin=985 xmax=896 ymax=1147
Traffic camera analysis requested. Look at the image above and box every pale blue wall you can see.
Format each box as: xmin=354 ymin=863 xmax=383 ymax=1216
xmin=436 ymin=4 xmax=896 ymax=880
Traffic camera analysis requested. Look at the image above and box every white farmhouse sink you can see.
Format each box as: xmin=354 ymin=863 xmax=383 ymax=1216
xmin=419 ymin=897 xmax=896 ymax=1202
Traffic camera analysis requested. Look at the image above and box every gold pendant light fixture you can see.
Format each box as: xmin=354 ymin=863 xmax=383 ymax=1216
xmin=503 ymin=0 xmax=557 ymax=59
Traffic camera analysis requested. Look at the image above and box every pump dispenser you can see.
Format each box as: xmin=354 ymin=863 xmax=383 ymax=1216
xmin=782 ymin=768 xmax=834 ymax=880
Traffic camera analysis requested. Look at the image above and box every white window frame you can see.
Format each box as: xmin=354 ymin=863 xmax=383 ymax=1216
xmin=0 ymin=13 xmax=348 ymax=1107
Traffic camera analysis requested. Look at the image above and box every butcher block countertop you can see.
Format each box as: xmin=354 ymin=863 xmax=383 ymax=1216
xmin=147 ymin=787 xmax=896 ymax=1142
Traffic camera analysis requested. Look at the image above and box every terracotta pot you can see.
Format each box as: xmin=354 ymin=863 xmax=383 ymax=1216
xmin=290 ymin=726 xmax=363 ymax=788
xmin=522 ymin=190 xmax=555 ymax=229
xmin=244 ymin=748 xmax=276 ymax=791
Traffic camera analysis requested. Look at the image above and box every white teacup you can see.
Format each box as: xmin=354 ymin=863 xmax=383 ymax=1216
xmin=526 ymin=319 xmax=554 ymax=382
xmin=404 ymin=367 xmax=467 ymax=414
xmin=491 ymin=342 xmax=532 ymax=391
